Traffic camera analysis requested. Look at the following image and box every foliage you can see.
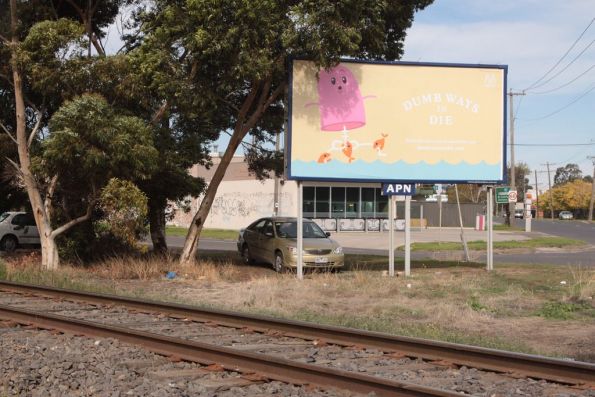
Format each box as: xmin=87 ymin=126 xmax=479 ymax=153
xmin=536 ymin=301 xmax=592 ymax=320
xmin=554 ymin=163 xmax=582 ymax=187
xmin=538 ymin=179 xmax=591 ymax=213
xmin=98 ymin=178 xmax=149 ymax=249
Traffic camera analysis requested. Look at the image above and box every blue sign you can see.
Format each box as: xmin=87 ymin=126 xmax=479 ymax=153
xmin=382 ymin=183 xmax=416 ymax=196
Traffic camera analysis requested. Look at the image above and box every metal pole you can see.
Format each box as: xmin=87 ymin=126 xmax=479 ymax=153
xmin=405 ymin=195 xmax=411 ymax=277
xmin=534 ymin=169 xmax=539 ymax=218
xmin=388 ymin=195 xmax=395 ymax=277
xmin=438 ymin=191 xmax=442 ymax=244
xmin=544 ymin=162 xmax=555 ymax=220
xmin=506 ymin=90 xmax=525 ymax=226
xmin=487 ymin=187 xmax=493 ymax=271
xmin=297 ymin=181 xmax=303 ymax=280
xmin=588 ymin=156 xmax=595 ymax=222
xmin=455 ymin=184 xmax=470 ymax=262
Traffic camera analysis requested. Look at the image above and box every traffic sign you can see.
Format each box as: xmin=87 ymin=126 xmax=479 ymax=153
xmin=495 ymin=187 xmax=510 ymax=204
xmin=382 ymin=183 xmax=416 ymax=196
xmin=508 ymin=190 xmax=518 ymax=203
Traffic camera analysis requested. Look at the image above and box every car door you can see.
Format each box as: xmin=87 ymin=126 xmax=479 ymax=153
xmin=243 ymin=219 xmax=266 ymax=261
xmin=258 ymin=220 xmax=275 ymax=264
xmin=23 ymin=214 xmax=40 ymax=245
xmin=10 ymin=214 xmax=28 ymax=244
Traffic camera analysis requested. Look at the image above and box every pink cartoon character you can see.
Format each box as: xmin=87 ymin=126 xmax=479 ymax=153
xmin=315 ymin=65 xmax=374 ymax=131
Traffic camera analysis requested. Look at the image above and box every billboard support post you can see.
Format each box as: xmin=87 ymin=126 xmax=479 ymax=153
xmin=455 ymin=184 xmax=470 ymax=262
xmin=297 ymin=181 xmax=304 ymax=280
xmin=487 ymin=186 xmax=494 ymax=271
xmin=405 ymin=196 xmax=411 ymax=277
xmin=389 ymin=196 xmax=395 ymax=277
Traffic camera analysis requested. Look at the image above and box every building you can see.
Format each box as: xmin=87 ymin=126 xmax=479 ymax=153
xmin=170 ymin=155 xmax=483 ymax=231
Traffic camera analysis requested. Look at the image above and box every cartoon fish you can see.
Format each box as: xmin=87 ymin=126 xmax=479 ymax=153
xmin=317 ymin=65 xmax=370 ymax=131
xmin=373 ymin=133 xmax=388 ymax=151
xmin=317 ymin=152 xmax=332 ymax=163
xmin=341 ymin=141 xmax=355 ymax=163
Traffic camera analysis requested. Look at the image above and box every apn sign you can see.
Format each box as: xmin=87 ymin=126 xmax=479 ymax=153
xmin=382 ymin=183 xmax=416 ymax=196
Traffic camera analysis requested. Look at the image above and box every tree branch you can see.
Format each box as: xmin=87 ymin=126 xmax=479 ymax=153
xmin=150 ymin=101 xmax=169 ymax=125
xmin=0 ymin=121 xmax=18 ymax=144
xmin=244 ymin=81 xmax=286 ymax=133
xmin=27 ymin=108 xmax=44 ymax=148
xmin=44 ymin=174 xmax=59 ymax=225
xmin=0 ymin=33 xmax=9 ymax=43
xmin=50 ymin=199 xmax=94 ymax=238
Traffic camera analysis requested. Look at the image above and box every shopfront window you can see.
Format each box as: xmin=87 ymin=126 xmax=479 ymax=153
xmin=361 ymin=188 xmax=375 ymax=218
xmin=376 ymin=188 xmax=388 ymax=218
xmin=346 ymin=187 xmax=359 ymax=218
xmin=331 ymin=187 xmax=345 ymax=218
xmin=303 ymin=186 xmax=315 ymax=217
xmin=315 ymin=187 xmax=330 ymax=217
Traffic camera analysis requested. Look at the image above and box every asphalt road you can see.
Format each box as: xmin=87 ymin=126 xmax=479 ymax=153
xmin=511 ymin=217 xmax=595 ymax=245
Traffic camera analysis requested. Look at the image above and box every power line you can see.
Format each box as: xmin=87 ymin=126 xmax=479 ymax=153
xmin=524 ymin=17 xmax=594 ymax=91
xmin=526 ymin=39 xmax=595 ymax=92
xmin=531 ymin=63 xmax=595 ymax=94
xmin=518 ymin=83 xmax=595 ymax=122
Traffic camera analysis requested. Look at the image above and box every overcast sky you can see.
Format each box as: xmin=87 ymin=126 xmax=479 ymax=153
xmin=402 ymin=0 xmax=595 ymax=186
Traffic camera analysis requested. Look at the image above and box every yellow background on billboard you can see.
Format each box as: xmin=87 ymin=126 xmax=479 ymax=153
xmin=290 ymin=60 xmax=505 ymax=166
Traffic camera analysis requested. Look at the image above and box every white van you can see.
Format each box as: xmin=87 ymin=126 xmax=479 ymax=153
xmin=0 ymin=212 xmax=40 ymax=252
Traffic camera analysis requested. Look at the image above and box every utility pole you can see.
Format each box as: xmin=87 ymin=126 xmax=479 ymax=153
xmin=507 ymin=90 xmax=525 ymax=226
xmin=588 ymin=156 xmax=595 ymax=222
xmin=534 ymin=169 xmax=539 ymax=217
xmin=542 ymin=162 xmax=555 ymax=220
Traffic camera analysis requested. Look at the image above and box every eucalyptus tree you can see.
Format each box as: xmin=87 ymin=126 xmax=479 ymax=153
xmin=2 ymin=0 xmax=157 ymax=268
xmin=135 ymin=0 xmax=434 ymax=264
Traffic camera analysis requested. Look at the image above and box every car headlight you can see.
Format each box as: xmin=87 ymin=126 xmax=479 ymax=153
xmin=333 ymin=246 xmax=343 ymax=254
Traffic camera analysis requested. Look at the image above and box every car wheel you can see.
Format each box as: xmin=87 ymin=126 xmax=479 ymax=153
xmin=273 ymin=252 xmax=285 ymax=273
xmin=1 ymin=235 xmax=18 ymax=253
xmin=241 ymin=245 xmax=253 ymax=265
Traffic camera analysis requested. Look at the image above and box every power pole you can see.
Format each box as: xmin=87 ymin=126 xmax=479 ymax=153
xmin=542 ymin=162 xmax=555 ymax=220
xmin=507 ymin=90 xmax=525 ymax=226
xmin=534 ymin=169 xmax=539 ymax=217
xmin=588 ymin=156 xmax=595 ymax=222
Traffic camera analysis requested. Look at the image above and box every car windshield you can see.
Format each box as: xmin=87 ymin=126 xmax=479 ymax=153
xmin=274 ymin=221 xmax=327 ymax=238
xmin=0 ymin=213 xmax=9 ymax=223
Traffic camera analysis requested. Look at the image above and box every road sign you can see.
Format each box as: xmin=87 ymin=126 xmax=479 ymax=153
xmin=508 ymin=190 xmax=518 ymax=203
xmin=495 ymin=187 xmax=510 ymax=204
xmin=382 ymin=183 xmax=416 ymax=196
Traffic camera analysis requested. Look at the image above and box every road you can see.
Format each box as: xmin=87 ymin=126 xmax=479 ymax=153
xmin=511 ymin=217 xmax=595 ymax=245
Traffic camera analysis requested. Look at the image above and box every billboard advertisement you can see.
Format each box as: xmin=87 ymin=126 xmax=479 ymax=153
xmin=287 ymin=59 xmax=507 ymax=183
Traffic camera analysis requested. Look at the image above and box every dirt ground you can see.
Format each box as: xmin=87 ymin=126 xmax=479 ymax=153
xmin=2 ymin=251 xmax=594 ymax=362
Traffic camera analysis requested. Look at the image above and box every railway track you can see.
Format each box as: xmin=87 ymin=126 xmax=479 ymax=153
xmin=0 ymin=280 xmax=594 ymax=396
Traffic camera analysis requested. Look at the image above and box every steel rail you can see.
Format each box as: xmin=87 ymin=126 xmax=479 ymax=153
xmin=1 ymin=280 xmax=593 ymax=386
xmin=0 ymin=304 xmax=460 ymax=397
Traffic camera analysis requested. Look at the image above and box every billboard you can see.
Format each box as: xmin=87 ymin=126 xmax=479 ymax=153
xmin=287 ymin=59 xmax=507 ymax=183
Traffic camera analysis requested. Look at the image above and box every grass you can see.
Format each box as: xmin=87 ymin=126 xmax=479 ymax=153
xmin=401 ymin=237 xmax=586 ymax=251
xmin=493 ymin=224 xmax=523 ymax=231
xmin=1 ymin=251 xmax=593 ymax=361
xmin=166 ymin=226 xmax=239 ymax=240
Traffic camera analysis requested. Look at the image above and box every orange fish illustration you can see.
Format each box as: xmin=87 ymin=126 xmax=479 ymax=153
xmin=373 ymin=133 xmax=388 ymax=151
xmin=317 ymin=152 xmax=332 ymax=163
xmin=342 ymin=141 xmax=355 ymax=163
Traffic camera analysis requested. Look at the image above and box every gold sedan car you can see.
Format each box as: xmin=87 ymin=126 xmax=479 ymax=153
xmin=237 ymin=217 xmax=344 ymax=272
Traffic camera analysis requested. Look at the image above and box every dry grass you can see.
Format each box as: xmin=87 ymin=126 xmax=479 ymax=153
xmin=1 ymin=252 xmax=593 ymax=360
xmin=88 ymin=255 xmax=243 ymax=282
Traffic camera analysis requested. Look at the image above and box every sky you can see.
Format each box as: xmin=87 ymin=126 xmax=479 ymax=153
xmin=402 ymin=0 xmax=595 ymax=188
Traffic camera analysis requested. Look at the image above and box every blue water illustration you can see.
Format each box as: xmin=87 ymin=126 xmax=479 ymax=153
xmin=291 ymin=160 xmax=502 ymax=182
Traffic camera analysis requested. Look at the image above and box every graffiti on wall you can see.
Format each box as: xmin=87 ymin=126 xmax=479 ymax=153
xmin=211 ymin=192 xmax=294 ymax=220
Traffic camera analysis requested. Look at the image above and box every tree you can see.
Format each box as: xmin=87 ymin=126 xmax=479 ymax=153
xmin=445 ymin=185 xmax=484 ymax=203
xmin=136 ymin=0 xmax=434 ymax=264
xmin=554 ymin=163 xmax=582 ymax=187
xmin=538 ymin=179 xmax=591 ymax=216
xmin=2 ymin=1 xmax=157 ymax=268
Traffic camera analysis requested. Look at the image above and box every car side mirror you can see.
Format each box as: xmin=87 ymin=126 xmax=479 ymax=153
xmin=325 ymin=232 xmax=331 ymax=237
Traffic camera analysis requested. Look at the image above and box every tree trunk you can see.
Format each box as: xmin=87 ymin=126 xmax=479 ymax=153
xmin=179 ymin=130 xmax=245 ymax=264
xmin=148 ymin=199 xmax=168 ymax=255
xmin=40 ymin=236 xmax=60 ymax=270
xmin=10 ymin=0 xmax=60 ymax=270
